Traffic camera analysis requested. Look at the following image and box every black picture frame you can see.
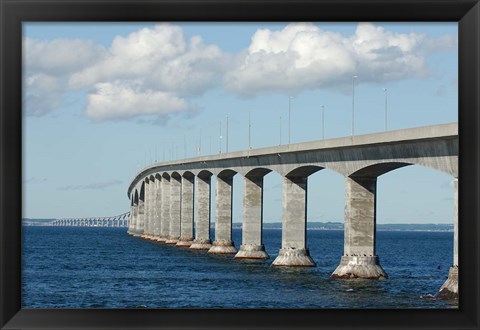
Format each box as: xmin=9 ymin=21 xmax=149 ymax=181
xmin=1 ymin=0 xmax=479 ymax=329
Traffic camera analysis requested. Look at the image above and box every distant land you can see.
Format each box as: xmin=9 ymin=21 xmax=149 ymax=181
xmin=23 ymin=218 xmax=453 ymax=232
xmin=22 ymin=218 xmax=56 ymax=226
xmin=233 ymin=222 xmax=453 ymax=232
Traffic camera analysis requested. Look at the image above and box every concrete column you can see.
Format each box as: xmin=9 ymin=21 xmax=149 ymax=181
xmin=177 ymin=174 xmax=195 ymax=247
xmin=209 ymin=174 xmax=237 ymax=254
xmin=137 ymin=199 xmax=145 ymax=235
xmin=437 ymin=177 xmax=458 ymax=299
xmin=159 ymin=175 xmax=170 ymax=242
xmin=235 ymin=175 xmax=269 ymax=259
xmin=127 ymin=202 xmax=136 ymax=235
xmin=147 ymin=179 xmax=155 ymax=238
xmin=190 ymin=175 xmax=212 ymax=250
xmin=166 ymin=174 xmax=182 ymax=244
xmin=331 ymin=176 xmax=387 ymax=279
xmin=272 ymin=176 xmax=315 ymax=266
xmin=153 ymin=177 xmax=162 ymax=241
xmin=143 ymin=180 xmax=152 ymax=238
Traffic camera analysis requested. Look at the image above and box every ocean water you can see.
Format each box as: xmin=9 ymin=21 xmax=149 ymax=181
xmin=22 ymin=227 xmax=458 ymax=308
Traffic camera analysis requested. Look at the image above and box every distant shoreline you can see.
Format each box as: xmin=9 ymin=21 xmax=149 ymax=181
xmin=22 ymin=219 xmax=453 ymax=233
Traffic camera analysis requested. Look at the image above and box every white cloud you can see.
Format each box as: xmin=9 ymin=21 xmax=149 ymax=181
xmin=23 ymin=23 xmax=456 ymax=120
xmin=23 ymin=38 xmax=105 ymax=116
xmin=69 ymin=24 xmax=227 ymax=95
xmin=69 ymin=24 xmax=228 ymax=121
xmin=24 ymin=37 xmax=105 ymax=76
xmin=24 ymin=73 xmax=63 ymax=116
xmin=225 ymin=23 xmax=456 ymax=96
xmin=85 ymin=81 xmax=190 ymax=121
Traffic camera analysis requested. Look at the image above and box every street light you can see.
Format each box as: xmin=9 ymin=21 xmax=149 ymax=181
xmin=248 ymin=111 xmax=252 ymax=149
xmin=226 ymin=114 xmax=229 ymax=153
xmin=321 ymin=105 xmax=325 ymax=140
xmin=384 ymin=88 xmax=388 ymax=131
xmin=288 ymin=95 xmax=293 ymax=144
xmin=279 ymin=115 xmax=282 ymax=146
xmin=352 ymin=75 xmax=358 ymax=137
xmin=219 ymin=121 xmax=222 ymax=154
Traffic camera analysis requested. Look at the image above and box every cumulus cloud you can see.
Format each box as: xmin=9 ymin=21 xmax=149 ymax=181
xmin=225 ymin=23 xmax=456 ymax=96
xmin=86 ymin=81 xmax=190 ymax=121
xmin=68 ymin=24 xmax=228 ymax=121
xmin=58 ymin=179 xmax=123 ymax=191
xmin=24 ymin=24 xmax=228 ymax=121
xmin=24 ymin=37 xmax=106 ymax=76
xmin=23 ymin=38 xmax=106 ymax=116
xmin=23 ymin=23 xmax=456 ymax=120
xmin=24 ymin=73 xmax=63 ymax=116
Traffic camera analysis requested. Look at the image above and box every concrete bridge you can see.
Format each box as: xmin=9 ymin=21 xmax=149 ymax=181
xmin=52 ymin=212 xmax=130 ymax=227
xmin=127 ymin=123 xmax=458 ymax=299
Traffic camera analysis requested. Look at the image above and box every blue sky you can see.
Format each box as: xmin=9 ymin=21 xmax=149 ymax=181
xmin=23 ymin=22 xmax=458 ymax=224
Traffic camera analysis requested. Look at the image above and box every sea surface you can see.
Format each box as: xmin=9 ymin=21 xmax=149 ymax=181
xmin=22 ymin=226 xmax=458 ymax=308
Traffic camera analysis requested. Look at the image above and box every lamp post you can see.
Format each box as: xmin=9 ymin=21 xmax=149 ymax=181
xmin=248 ymin=111 xmax=251 ymax=149
xmin=384 ymin=88 xmax=388 ymax=131
xmin=288 ymin=95 xmax=293 ymax=144
xmin=199 ymin=129 xmax=202 ymax=156
xmin=219 ymin=121 xmax=222 ymax=154
xmin=279 ymin=116 xmax=282 ymax=146
xmin=352 ymin=75 xmax=358 ymax=137
xmin=321 ymin=105 xmax=325 ymax=140
xmin=226 ymin=114 xmax=229 ymax=153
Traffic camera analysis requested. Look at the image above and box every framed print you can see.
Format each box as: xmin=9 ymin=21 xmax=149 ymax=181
xmin=1 ymin=0 xmax=479 ymax=329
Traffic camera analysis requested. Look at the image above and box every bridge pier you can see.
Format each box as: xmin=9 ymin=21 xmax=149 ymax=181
xmin=147 ymin=178 xmax=157 ymax=239
xmin=177 ymin=173 xmax=195 ymax=247
xmin=127 ymin=199 xmax=136 ymax=235
xmin=136 ymin=196 xmax=145 ymax=236
xmin=190 ymin=174 xmax=212 ymax=250
xmin=209 ymin=172 xmax=237 ymax=254
xmin=152 ymin=175 xmax=162 ymax=241
xmin=437 ymin=178 xmax=458 ymax=299
xmin=331 ymin=176 xmax=387 ymax=279
xmin=272 ymin=176 xmax=315 ymax=266
xmin=143 ymin=179 xmax=154 ymax=239
xmin=166 ymin=174 xmax=181 ymax=244
xmin=158 ymin=174 xmax=170 ymax=242
xmin=235 ymin=174 xmax=269 ymax=259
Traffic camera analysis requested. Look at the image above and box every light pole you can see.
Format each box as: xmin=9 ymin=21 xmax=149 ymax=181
xmin=226 ymin=114 xmax=229 ymax=153
xmin=199 ymin=129 xmax=202 ymax=156
xmin=288 ymin=95 xmax=293 ymax=144
xmin=219 ymin=121 xmax=222 ymax=154
xmin=321 ymin=105 xmax=325 ymax=140
xmin=384 ymin=88 xmax=388 ymax=131
xmin=279 ymin=115 xmax=282 ymax=146
xmin=352 ymin=75 xmax=358 ymax=137
xmin=248 ymin=111 xmax=251 ymax=149
xmin=183 ymin=135 xmax=186 ymax=159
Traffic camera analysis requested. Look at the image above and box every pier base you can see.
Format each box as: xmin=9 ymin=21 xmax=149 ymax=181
xmin=190 ymin=239 xmax=212 ymax=250
xmin=165 ymin=237 xmax=179 ymax=244
xmin=176 ymin=237 xmax=194 ymax=247
xmin=331 ymin=256 xmax=388 ymax=279
xmin=272 ymin=248 xmax=316 ymax=267
xmin=437 ymin=266 xmax=458 ymax=299
xmin=234 ymin=244 xmax=269 ymax=259
xmin=208 ymin=240 xmax=237 ymax=254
